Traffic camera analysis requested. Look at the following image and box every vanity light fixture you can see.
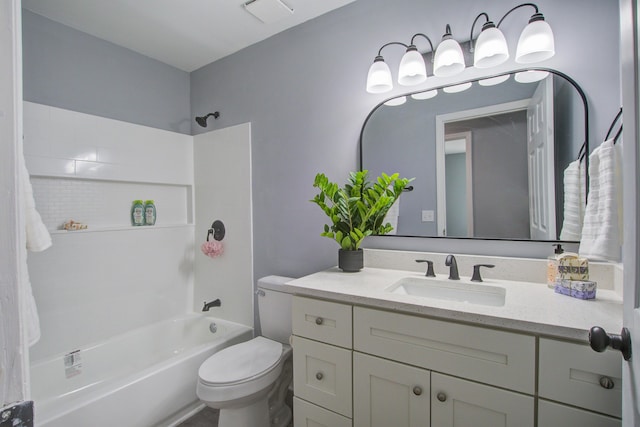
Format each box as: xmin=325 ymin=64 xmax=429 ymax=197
xmin=433 ymin=25 xmax=465 ymax=77
xmin=365 ymin=3 xmax=555 ymax=93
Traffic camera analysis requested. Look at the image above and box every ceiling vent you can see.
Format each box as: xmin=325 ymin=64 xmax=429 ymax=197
xmin=244 ymin=0 xmax=293 ymax=24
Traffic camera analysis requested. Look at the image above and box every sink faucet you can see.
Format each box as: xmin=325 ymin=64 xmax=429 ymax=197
xmin=202 ymin=299 xmax=221 ymax=311
xmin=445 ymin=255 xmax=460 ymax=280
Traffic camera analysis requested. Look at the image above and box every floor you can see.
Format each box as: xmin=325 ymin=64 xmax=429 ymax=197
xmin=177 ymin=407 xmax=219 ymax=427
xmin=178 ymin=391 xmax=293 ymax=427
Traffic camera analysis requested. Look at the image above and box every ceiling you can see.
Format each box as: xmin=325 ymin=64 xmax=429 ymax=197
xmin=22 ymin=0 xmax=356 ymax=72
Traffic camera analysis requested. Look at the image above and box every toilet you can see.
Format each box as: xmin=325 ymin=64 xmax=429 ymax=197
xmin=197 ymin=276 xmax=293 ymax=427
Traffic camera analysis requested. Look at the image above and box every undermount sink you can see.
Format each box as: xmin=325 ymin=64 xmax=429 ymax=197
xmin=386 ymin=277 xmax=506 ymax=307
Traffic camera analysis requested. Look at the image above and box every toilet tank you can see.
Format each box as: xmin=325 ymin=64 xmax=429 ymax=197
xmin=257 ymin=275 xmax=293 ymax=344
xmin=258 ymin=276 xmax=293 ymax=344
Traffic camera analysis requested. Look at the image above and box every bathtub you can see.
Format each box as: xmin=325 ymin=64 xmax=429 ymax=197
xmin=30 ymin=314 xmax=253 ymax=427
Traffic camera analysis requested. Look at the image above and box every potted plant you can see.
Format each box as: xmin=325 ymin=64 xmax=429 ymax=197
xmin=311 ymin=170 xmax=412 ymax=272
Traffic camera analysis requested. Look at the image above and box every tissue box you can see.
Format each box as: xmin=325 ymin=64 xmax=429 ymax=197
xmin=557 ymin=254 xmax=589 ymax=280
xmin=554 ymin=279 xmax=597 ymax=300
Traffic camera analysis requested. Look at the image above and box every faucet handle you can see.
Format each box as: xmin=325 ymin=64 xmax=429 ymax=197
xmin=415 ymin=260 xmax=436 ymax=277
xmin=471 ymin=264 xmax=495 ymax=282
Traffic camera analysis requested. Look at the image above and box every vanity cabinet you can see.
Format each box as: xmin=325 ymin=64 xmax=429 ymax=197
xmin=290 ymin=295 xmax=622 ymax=427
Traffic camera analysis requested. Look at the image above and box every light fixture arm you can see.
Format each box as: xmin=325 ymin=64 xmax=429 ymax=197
xmin=469 ymin=12 xmax=490 ymax=53
xmin=497 ymin=3 xmax=539 ymax=28
xmin=376 ymin=41 xmax=409 ymax=57
xmin=409 ymin=33 xmax=435 ymax=62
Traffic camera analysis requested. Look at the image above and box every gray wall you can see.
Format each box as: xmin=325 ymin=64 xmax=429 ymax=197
xmin=22 ymin=10 xmax=191 ymax=134
xmin=191 ymin=0 xmax=620 ymax=281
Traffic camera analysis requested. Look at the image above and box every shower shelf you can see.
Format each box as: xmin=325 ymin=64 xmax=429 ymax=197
xmin=48 ymin=223 xmax=194 ymax=235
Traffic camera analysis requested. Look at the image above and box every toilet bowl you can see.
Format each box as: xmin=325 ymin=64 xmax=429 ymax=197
xmin=196 ymin=276 xmax=293 ymax=427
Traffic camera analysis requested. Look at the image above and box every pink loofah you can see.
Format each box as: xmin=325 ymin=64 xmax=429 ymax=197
xmin=201 ymin=240 xmax=224 ymax=258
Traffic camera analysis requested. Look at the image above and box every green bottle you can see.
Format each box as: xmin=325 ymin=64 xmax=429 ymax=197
xmin=144 ymin=200 xmax=156 ymax=226
xmin=131 ymin=200 xmax=145 ymax=226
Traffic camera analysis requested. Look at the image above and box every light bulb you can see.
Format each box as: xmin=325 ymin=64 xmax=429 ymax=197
xmin=366 ymin=56 xmax=393 ymax=93
xmin=474 ymin=23 xmax=509 ymax=68
xmin=516 ymin=14 xmax=555 ymax=64
xmin=398 ymin=46 xmax=427 ymax=86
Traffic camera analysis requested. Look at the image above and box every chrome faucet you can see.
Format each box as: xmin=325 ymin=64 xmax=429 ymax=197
xmin=202 ymin=299 xmax=221 ymax=311
xmin=445 ymin=255 xmax=460 ymax=280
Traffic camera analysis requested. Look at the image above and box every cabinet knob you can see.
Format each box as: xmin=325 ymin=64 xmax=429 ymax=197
xmin=599 ymin=376 xmax=615 ymax=389
xmin=315 ymin=317 xmax=324 ymax=325
xmin=412 ymin=386 xmax=422 ymax=396
xmin=436 ymin=392 xmax=447 ymax=402
xmin=316 ymin=372 xmax=324 ymax=381
xmin=589 ymin=326 xmax=632 ymax=361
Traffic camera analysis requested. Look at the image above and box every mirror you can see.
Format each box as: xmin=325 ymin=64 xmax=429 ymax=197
xmin=360 ymin=69 xmax=587 ymax=241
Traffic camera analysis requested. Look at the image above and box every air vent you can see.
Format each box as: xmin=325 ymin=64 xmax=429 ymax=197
xmin=244 ymin=0 xmax=293 ymax=24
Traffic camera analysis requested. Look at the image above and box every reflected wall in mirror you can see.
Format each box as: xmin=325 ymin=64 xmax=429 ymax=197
xmin=361 ymin=69 xmax=587 ymax=241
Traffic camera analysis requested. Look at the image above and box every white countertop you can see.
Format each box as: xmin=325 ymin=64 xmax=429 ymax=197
xmin=282 ymin=267 xmax=623 ymax=342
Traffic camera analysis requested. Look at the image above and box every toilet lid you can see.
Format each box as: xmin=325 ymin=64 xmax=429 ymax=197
xmin=199 ymin=336 xmax=283 ymax=385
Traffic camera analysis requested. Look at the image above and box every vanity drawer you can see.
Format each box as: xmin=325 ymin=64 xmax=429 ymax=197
xmin=292 ymin=336 xmax=352 ymax=417
xmin=353 ymin=307 xmax=536 ymax=394
xmin=538 ymin=399 xmax=621 ymax=427
xmin=538 ymin=338 xmax=622 ymax=417
xmin=292 ymin=296 xmax=352 ymax=348
xmin=293 ymin=397 xmax=352 ymax=427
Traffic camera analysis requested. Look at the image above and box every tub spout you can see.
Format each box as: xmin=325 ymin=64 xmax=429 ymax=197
xmin=202 ymin=299 xmax=221 ymax=311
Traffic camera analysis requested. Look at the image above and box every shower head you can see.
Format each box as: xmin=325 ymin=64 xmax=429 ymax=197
xmin=195 ymin=112 xmax=220 ymax=127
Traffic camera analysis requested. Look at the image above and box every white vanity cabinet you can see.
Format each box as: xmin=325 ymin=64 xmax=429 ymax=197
xmin=353 ymin=306 xmax=535 ymax=427
xmin=290 ymin=295 xmax=622 ymax=427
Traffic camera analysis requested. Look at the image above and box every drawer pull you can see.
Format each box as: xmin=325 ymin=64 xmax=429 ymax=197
xmin=436 ymin=392 xmax=447 ymax=402
xmin=315 ymin=317 xmax=324 ymax=325
xmin=412 ymin=386 xmax=422 ymax=396
xmin=316 ymin=372 xmax=324 ymax=381
xmin=599 ymin=376 xmax=615 ymax=389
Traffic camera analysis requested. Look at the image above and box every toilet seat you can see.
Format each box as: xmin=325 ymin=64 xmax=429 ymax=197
xmin=199 ymin=336 xmax=283 ymax=386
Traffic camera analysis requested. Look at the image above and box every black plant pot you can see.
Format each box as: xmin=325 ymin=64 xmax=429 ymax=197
xmin=338 ymin=249 xmax=363 ymax=272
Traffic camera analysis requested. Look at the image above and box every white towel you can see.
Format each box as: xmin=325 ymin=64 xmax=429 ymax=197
xmin=579 ymin=139 xmax=623 ymax=261
xmin=385 ymin=198 xmax=400 ymax=235
xmin=559 ymin=159 xmax=586 ymax=241
xmin=20 ymin=155 xmax=51 ymax=346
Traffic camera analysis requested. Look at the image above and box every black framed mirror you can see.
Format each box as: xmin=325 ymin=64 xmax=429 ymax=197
xmin=360 ymin=68 xmax=588 ymax=242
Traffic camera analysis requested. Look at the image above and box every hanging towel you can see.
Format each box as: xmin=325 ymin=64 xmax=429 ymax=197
xmin=559 ymin=159 xmax=586 ymax=241
xmin=579 ymin=139 xmax=623 ymax=261
xmin=20 ymin=155 xmax=51 ymax=346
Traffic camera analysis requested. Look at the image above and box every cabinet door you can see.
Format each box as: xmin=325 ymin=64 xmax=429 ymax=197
xmin=431 ymin=373 xmax=534 ymax=427
xmin=353 ymin=352 xmax=430 ymax=427
xmin=292 ymin=336 xmax=352 ymax=417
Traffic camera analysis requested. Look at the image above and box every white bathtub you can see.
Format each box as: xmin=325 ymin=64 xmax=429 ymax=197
xmin=30 ymin=314 xmax=253 ymax=427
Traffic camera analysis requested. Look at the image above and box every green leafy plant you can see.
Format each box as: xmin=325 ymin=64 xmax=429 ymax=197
xmin=311 ymin=170 xmax=413 ymax=251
